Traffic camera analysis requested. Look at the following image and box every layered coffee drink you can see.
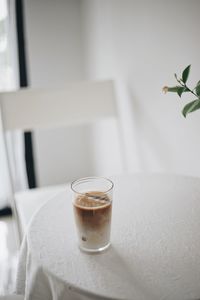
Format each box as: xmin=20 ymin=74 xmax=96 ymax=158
xmin=73 ymin=191 xmax=112 ymax=252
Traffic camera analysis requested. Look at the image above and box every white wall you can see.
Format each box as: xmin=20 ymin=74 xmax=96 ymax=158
xmin=24 ymin=0 xmax=200 ymax=186
xmin=80 ymin=0 xmax=200 ymax=177
xmin=24 ymin=0 xmax=84 ymax=86
xmin=24 ymin=0 xmax=122 ymax=186
xmin=24 ymin=0 xmax=91 ymax=186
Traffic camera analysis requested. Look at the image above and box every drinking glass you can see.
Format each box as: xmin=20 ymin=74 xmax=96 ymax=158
xmin=71 ymin=177 xmax=114 ymax=253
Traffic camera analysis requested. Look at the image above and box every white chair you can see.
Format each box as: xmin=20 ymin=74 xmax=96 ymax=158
xmin=0 ymin=80 xmax=126 ymax=244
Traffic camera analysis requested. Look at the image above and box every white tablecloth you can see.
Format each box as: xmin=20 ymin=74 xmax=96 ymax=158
xmin=15 ymin=173 xmax=200 ymax=300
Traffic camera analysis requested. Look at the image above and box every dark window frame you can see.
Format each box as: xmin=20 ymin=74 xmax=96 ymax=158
xmin=16 ymin=0 xmax=37 ymax=189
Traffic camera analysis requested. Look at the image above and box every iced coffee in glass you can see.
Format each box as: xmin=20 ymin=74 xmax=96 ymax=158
xmin=71 ymin=177 xmax=113 ymax=253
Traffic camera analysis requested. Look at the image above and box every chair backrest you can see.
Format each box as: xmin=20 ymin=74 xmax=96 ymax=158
xmin=0 ymin=80 xmax=117 ymax=131
xmin=0 ymin=80 xmax=125 ymax=245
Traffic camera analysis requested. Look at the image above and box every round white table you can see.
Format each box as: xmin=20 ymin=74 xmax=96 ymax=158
xmin=16 ymin=173 xmax=200 ymax=300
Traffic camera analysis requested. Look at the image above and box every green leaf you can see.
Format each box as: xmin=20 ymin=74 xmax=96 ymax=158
xmin=177 ymin=87 xmax=185 ymax=97
xmin=177 ymin=86 xmax=191 ymax=97
xmin=183 ymin=87 xmax=190 ymax=92
xmin=182 ymin=65 xmax=191 ymax=83
xmin=182 ymin=99 xmax=200 ymax=117
xmin=195 ymin=81 xmax=200 ymax=96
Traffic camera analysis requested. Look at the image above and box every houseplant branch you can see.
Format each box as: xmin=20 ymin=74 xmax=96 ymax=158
xmin=163 ymin=65 xmax=200 ymax=117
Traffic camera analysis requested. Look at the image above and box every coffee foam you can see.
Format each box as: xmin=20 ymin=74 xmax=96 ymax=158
xmin=74 ymin=191 xmax=111 ymax=209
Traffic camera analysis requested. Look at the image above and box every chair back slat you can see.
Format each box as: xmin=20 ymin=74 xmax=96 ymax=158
xmin=0 ymin=80 xmax=117 ymax=131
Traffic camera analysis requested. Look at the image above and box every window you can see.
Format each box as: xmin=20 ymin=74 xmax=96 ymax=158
xmin=0 ymin=0 xmax=18 ymax=91
xmin=0 ymin=0 xmax=27 ymax=210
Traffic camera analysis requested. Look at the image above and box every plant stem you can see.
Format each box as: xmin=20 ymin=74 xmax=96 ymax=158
xmin=176 ymin=78 xmax=198 ymax=97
